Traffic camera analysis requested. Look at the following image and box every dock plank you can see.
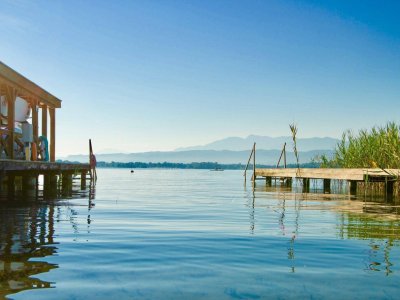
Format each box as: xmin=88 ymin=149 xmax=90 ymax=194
xmin=0 ymin=159 xmax=90 ymax=173
xmin=255 ymin=168 xmax=400 ymax=181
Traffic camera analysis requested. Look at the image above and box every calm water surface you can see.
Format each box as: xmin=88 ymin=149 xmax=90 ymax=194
xmin=1 ymin=169 xmax=400 ymax=299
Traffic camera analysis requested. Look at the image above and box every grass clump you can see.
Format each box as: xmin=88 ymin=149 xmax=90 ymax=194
xmin=319 ymin=122 xmax=400 ymax=169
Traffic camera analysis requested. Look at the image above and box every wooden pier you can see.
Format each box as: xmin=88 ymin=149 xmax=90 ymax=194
xmin=253 ymin=168 xmax=399 ymax=197
xmin=0 ymin=159 xmax=91 ymax=198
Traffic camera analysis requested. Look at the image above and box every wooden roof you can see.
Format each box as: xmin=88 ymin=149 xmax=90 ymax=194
xmin=0 ymin=61 xmax=62 ymax=108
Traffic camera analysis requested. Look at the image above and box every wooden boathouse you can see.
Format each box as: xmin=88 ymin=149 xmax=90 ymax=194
xmin=0 ymin=61 xmax=92 ymax=196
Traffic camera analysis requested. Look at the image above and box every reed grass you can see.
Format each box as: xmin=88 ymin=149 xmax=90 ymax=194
xmin=289 ymin=123 xmax=300 ymax=171
xmin=319 ymin=122 xmax=400 ymax=169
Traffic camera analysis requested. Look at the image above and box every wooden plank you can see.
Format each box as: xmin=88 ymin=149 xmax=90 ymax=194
xmin=0 ymin=159 xmax=90 ymax=172
xmin=49 ymin=107 xmax=55 ymax=162
xmin=255 ymin=168 xmax=400 ymax=181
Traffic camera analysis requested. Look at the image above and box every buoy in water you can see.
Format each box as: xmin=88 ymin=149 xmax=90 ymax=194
xmin=130 ymin=170 xmax=134 ymax=173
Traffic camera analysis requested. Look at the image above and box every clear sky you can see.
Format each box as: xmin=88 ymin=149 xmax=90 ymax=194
xmin=0 ymin=0 xmax=399 ymax=156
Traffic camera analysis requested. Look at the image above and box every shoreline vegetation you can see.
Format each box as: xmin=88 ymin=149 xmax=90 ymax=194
xmin=316 ymin=122 xmax=400 ymax=169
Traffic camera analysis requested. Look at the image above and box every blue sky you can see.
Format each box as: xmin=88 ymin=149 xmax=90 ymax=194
xmin=0 ymin=0 xmax=399 ymax=155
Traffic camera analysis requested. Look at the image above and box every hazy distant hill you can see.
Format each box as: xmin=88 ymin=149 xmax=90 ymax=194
xmin=65 ymin=149 xmax=333 ymax=165
xmin=175 ymin=135 xmax=338 ymax=151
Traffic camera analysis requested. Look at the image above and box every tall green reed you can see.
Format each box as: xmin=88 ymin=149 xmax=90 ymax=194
xmin=319 ymin=122 xmax=400 ymax=169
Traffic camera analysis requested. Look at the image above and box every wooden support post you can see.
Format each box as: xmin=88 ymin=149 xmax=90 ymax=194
xmin=244 ymin=143 xmax=255 ymax=184
xmin=32 ymin=100 xmax=38 ymax=141
xmin=386 ymin=180 xmax=394 ymax=200
xmin=285 ymin=177 xmax=292 ymax=188
xmin=81 ymin=170 xmax=87 ymax=190
xmin=302 ymin=178 xmax=310 ymax=193
xmin=49 ymin=107 xmax=55 ymax=162
xmin=61 ymin=172 xmax=72 ymax=195
xmin=265 ymin=176 xmax=272 ymax=186
xmin=6 ymin=86 xmax=17 ymax=159
xmin=283 ymin=144 xmax=287 ymax=168
xmin=323 ymin=179 xmax=331 ymax=194
xmin=252 ymin=143 xmax=256 ymax=189
xmin=22 ymin=175 xmax=37 ymax=197
xmin=7 ymin=174 xmax=15 ymax=198
xmin=44 ymin=173 xmax=58 ymax=198
xmin=349 ymin=181 xmax=357 ymax=195
xmin=0 ymin=173 xmax=5 ymax=191
xmin=41 ymin=105 xmax=48 ymax=137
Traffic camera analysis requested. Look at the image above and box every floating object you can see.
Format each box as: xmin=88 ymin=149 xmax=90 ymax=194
xmin=131 ymin=170 xmax=134 ymax=173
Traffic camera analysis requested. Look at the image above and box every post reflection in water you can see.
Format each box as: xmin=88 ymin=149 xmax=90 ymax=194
xmin=0 ymin=184 xmax=95 ymax=299
xmin=250 ymin=180 xmax=400 ymax=275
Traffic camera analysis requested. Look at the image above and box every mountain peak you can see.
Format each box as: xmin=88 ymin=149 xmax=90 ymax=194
xmin=175 ymin=135 xmax=338 ymax=152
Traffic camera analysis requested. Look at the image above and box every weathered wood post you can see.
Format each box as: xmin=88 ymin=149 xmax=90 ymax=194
xmin=42 ymin=104 xmax=48 ymax=138
xmin=285 ymin=177 xmax=292 ymax=188
xmin=252 ymin=143 xmax=256 ymax=189
xmin=244 ymin=143 xmax=255 ymax=185
xmin=302 ymin=178 xmax=310 ymax=193
xmin=349 ymin=181 xmax=357 ymax=195
xmin=323 ymin=179 xmax=331 ymax=194
xmin=7 ymin=174 xmax=15 ymax=198
xmin=22 ymin=174 xmax=38 ymax=197
xmin=61 ymin=172 xmax=73 ymax=196
xmin=81 ymin=170 xmax=87 ymax=190
xmin=44 ymin=173 xmax=58 ymax=198
xmin=386 ymin=179 xmax=394 ymax=200
xmin=265 ymin=176 xmax=272 ymax=186
xmin=6 ymin=86 xmax=17 ymax=159
xmin=49 ymin=107 xmax=56 ymax=162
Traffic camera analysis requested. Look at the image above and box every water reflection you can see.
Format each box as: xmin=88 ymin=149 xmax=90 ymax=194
xmin=250 ymin=182 xmax=400 ymax=275
xmin=0 ymin=184 xmax=95 ymax=299
xmin=0 ymin=203 xmax=58 ymax=298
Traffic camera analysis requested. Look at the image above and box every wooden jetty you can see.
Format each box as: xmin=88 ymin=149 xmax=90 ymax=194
xmin=0 ymin=61 xmax=93 ymax=197
xmin=245 ymin=143 xmax=399 ymax=198
xmin=254 ymin=168 xmax=399 ymax=196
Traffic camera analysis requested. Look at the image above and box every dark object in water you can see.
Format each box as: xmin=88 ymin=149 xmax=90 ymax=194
xmin=210 ymin=168 xmax=224 ymax=171
xmin=131 ymin=170 xmax=134 ymax=173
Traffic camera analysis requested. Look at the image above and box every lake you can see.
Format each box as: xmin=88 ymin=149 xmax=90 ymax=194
xmin=1 ymin=169 xmax=400 ymax=299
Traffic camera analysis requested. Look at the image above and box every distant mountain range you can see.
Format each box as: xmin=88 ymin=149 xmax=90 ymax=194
xmin=65 ymin=149 xmax=333 ymax=165
xmin=175 ymin=135 xmax=339 ymax=151
xmin=63 ymin=135 xmax=338 ymax=164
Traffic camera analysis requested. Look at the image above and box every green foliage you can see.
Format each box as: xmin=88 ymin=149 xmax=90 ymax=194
xmin=319 ymin=122 xmax=400 ymax=168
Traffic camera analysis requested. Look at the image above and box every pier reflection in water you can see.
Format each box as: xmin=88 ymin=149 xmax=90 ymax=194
xmin=0 ymin=179 xmax=94 ymax=299
xmin=250 ymin=179 xmax=400 ymax=275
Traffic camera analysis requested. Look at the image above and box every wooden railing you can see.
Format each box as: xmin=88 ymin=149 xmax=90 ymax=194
xmin=0 ymin=128 xmax=25 ymax=160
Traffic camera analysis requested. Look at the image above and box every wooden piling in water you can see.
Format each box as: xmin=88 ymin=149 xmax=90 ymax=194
xmin=303 ymin=178 xmax=310 ymax=192
xmin=350 ymin=180 xmax=357 ymax=195
xmin=323 ymin=179 xmax=331 ymax=194
xmin=386 ymin=180 xmax=394 ymax=200
xmin=252 ymin=143 xmax=256 ymax=189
